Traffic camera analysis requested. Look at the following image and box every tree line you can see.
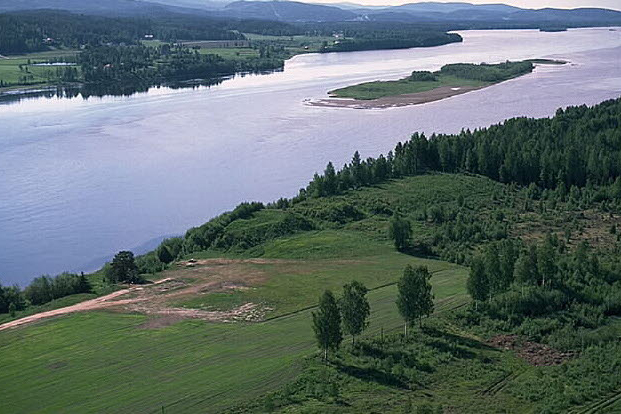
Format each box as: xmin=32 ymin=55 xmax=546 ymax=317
xmin=0 ymin=10 xmax=248 ymax=54
xmin=439 ymin=61 xmax=534 ymax=82
xmin=120 ymin=98 xmax=621 ymax=282
xmin=0 ymin=271 xmax=91 ymax=316
xmin=321 ymin=32 xmax=461 ymax=53
xmin=312 ymin=265 xmax=434 ymax=360
xmin=302 ymin=98 xmax=621 ymax=197
xmin=0 ymin=250 xmax=146 ymax=316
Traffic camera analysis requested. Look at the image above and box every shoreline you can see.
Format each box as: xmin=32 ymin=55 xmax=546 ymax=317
xmin=307 ymin=85 xmax=486 ymax=109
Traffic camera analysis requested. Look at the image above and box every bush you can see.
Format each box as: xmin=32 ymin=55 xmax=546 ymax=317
xmin=23 ymin=272 xmax=91 ymax=306
xmin=0 ymin=284 xmax=26 ymax=314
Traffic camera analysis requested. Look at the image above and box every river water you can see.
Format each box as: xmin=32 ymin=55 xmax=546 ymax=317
xmin=1 ymin=28 xmax=620 ymax=286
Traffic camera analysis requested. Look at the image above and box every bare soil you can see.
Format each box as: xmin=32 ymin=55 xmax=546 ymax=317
xmin=0 ymin=259 xmax=294 ymax=332
xmin=307 ymin=85 xmax=484 ymax=109
xmin=488 ymin=335 xmax=574 ymax=366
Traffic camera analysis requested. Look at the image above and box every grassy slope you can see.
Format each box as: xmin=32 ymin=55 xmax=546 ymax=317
xmin=0 ymin=256 xmax=467 ymax=414
xmin=0 ymin=174 xmax=485 ymax=414
xmin=2 ymin=173 xmax=611 ymax=413
xmin=0 ymin=271 xmax=116 ymax=325
xmin=174 ymin=231 xmax=462 ymax=317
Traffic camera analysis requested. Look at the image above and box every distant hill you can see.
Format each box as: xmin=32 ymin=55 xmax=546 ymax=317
xmin=388 ymin=2 xmax=522 ymax=14
xmin=1 ymin=0 xmax=620 ymax=27
xmin=221 ymin=1 xmax=357 ymax=22
xmin=363 ymin=3 xmax=621 ymax=25
xmin=0 ymin=0 xmax=204 ymax=16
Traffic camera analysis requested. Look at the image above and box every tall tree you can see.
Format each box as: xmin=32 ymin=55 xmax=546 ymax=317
xmin=466 ymin=256 xmax=489 ymax=309
xmin=537 ymin=235 xmax=557 ymax=287
xmin=105 ymin=251 xmax=142 ymax=284
xmin=323 ymin=162 xmax=338 ymax=196
xmin=389 ymin=214 xmax=412 ymax=252
xmin=396 ymin=265 xmax=434 ymax=336
xmin=351 ymin=151 xmax=363 ymax=188
xmin=340 ymin=281 xmax=370 ymax=345
xmin=157 ymin=245 xmax=174 ymax=264
xmin=484 ymin=244 xmax=502 ymax=295
xmin=312 ymin=290 xmax=343 ymax=361
xmin=514 ymin=245 xmax=539 ymax=286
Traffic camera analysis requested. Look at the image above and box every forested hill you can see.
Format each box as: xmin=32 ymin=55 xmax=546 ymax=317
xmin=172 ymin=98 xmax=621 ymax=261
xmin=302 ymin=97 xmax=621 ymax=200
xmin=0 ymin=11 xmax=259 ymax=54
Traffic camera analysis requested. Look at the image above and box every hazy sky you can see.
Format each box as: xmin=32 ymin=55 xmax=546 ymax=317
xmin=316 ymin=0 xmax=621 ymax=11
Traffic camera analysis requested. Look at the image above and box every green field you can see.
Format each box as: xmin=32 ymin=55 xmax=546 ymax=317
xmin=2 ymin=171 xmax=619 ymax=413
xmin=0 ymin=251 xmax=468 ymax=413
xmin=0 ymin=50 xmax=79 ymax=90
xmin=244 ymin=34 xmax=341 ymax=55
xmin=197 ymin=47 xmax=260 ymax=60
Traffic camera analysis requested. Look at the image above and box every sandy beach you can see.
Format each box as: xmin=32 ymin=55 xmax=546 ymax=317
xmin=308 ymin=85 xmax=486 ymax=109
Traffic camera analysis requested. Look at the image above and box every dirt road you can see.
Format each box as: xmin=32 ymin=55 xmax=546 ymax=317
xmin=0 ymin=278 xmax=172 ymax=332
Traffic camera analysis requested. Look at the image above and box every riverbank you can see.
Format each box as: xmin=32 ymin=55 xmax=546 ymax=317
xmin=0 ymin=32 xmax=462 ymax=101
xmin=311 ymin=59 xmax=566 ymax=109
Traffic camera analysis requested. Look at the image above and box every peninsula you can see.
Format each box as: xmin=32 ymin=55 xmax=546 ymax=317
xmin=311 ymin=59 xmax=566 ymax=109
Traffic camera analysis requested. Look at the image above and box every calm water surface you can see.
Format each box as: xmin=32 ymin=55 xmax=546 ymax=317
xmin=1 ymin=28 xmax=620 ymax=285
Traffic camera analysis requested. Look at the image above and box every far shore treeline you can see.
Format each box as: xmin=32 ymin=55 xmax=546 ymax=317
xmin=0 ymin=10 xmax=462 ymax=94
xmin=1 ymin=97 xmax=619 ymax=316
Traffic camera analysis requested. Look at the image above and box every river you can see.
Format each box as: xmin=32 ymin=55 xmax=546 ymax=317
xmin=1 ymin=28 xmax=620 ymax=286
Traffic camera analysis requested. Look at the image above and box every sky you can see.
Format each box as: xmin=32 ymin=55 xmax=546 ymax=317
xmin=314 ymin=0 xmax=621 ymax=10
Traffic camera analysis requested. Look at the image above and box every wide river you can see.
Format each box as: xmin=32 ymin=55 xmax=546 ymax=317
xmin=1 ymin=28 xmax=620 ymax=286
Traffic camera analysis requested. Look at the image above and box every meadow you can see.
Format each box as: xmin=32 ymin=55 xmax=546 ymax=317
xmin=2 ymin=170 xmax=620 ymax=413
xmin=0 ymin=50 xmax=79 ymax=90
xmin=0 ymin=247 xmax=467 ymax=413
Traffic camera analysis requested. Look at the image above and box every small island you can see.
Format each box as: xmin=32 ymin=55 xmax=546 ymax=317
xmin=311 ymin=59 xmax=566 ymax=109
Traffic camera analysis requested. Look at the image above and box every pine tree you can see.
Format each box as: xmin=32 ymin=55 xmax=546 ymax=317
xmin=537 ymin=235 xmax=557 ymax=287
xmin=157 ymin=245 xmax=174 ymax=264
xmin=323 ymin=162 xmax=337 ymax=196
xmin=106 ymin=251 xmax=141 ymax=284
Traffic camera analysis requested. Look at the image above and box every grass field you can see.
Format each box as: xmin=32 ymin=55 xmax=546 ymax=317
xmin=0 ymin=252 xmax=468 ymax=414
xmin=0 ymin=49 xmax=79 ymax=89
xmin=2 ymin=173 xmax=617 ymax=413
xmin=197 ymin=47 xmax=259 ymax=60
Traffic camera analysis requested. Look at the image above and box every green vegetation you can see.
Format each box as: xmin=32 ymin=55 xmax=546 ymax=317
xmin=104 ymin=251 xmax=143 ymax=284
xmin=330 ymin=60 xmax=535 ymax=100
xmin=2 ymin=97 xmax=621 ymax=413
xmin=396 ymin=265 xmax=434 ymax=333
xmin=0 ymin=256 xmax=467 ymax=413
xmin=340 ymin=280 xmax=371 ymax=345
xmin=312 ymin=290 xmax=343 ymax=360
xmin=0 ymin=10 xmax=461 ymax=96
xmin=0 ymin=50 xmax=79 ymax=89
xmin=24 ymin=272 xmax=90 ymax=306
